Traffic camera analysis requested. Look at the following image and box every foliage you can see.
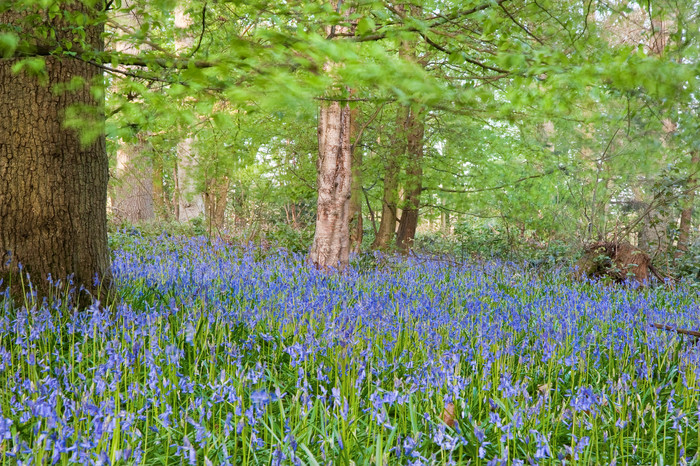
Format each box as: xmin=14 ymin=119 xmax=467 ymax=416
xmin=674 ymin=242 xmax=700 ymax=285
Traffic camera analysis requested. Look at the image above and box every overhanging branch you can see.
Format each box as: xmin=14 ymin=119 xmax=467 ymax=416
xmin=424 ymin=168 xmax=558 ymax=194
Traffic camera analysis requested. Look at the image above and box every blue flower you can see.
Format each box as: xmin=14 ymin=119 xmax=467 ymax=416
xmin=0 ymin=416 xmax=12 ymax=440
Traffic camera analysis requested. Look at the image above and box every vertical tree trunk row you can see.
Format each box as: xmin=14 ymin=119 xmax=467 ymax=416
xmin=372 ymin=106 xmax=409 ymax=250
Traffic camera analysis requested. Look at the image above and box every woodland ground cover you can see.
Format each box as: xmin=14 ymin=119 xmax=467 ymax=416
xmin=1 ymin=235 xmax=700 ymax=465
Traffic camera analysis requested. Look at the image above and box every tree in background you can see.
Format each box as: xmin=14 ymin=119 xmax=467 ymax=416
xmin=109 ymin=0 xmax=154 ymax=224
xmin=309 ymin=0 xmax=355 ymax=269
xmin=173 ymin=5 xmax=204 ymax=222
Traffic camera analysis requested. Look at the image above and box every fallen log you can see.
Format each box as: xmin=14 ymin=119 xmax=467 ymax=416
xmin=650 ymin=323 xmax=700 ymax=339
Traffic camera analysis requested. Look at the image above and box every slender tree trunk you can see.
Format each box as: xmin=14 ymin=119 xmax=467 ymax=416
xmin=372 ymin=106 xmax=408 ymax=250
xmin=151 ymin=154 xmax=171 ymax=220
xmin=175 ymin=6 xmax=204 ymax=222
xmin=0 ymin=5 xmax=110 ymax=300
xmin=348 ymin=108 xmax=363 ymax=254
xmin=441 ymin=198 xmax=450 ymax=233
xmin=397 ymin=108 xmax=425 ymax=251
xmin=205 ymin=176 xmax=230 ymax=237
xmin=677 ymin=150 xmax=700 ymax=255
xmin=173 ymin=162 xmax=181 ymax=221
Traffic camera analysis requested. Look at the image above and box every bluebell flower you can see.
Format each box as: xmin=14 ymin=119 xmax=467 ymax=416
xmin=0 ymin=416 xmax=12 ymax=440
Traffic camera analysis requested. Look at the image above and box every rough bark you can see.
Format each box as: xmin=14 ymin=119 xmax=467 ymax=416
xmin=396 ymin=108 xmax=425 ymax=251
xmin=348 ymin=107 xmax=363 ymax=254
xmin=110 ymin=0 xmax=154 ymax=224
xmin=175 ymin=6 xmax=204 ymax=222
xmin=309 ymin=1 xmax=354 ymax=270
xmin=372 ymin=106 xmax=408 ymax=250
xmin=677 ymin=150 xmax=700 ymax=255
xmin=309 ymin=98 xmax=353 ymax=269
xmin=0 ymin=5 xmax=111 ymax=300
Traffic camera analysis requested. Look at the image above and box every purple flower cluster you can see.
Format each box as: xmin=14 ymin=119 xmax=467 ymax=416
xmin=0 ymin=234 xmax=699 ymax=464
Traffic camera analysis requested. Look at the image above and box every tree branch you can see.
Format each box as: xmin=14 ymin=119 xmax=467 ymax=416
xmin=419 ymin=32 xmax=510 ymax=75
xmin=424 ymin=168 xmax=558 ymax=194
xmin=350 ymin=0 xmax=511 ymax=43
xmin=499 ymin=2 xmax=544 ymax=45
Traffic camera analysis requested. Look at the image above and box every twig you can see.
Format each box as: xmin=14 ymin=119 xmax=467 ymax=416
xmin=499 ymin=2 xmax=544 ymax=45
xmin=362 ymin=187 xmax=378 ymax=236
xmin=424 ymin=168 xmax=557 ymax=194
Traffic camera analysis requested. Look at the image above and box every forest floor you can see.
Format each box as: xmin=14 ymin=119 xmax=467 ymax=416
xmin=1 ymin=234 xmax=699 ymax=464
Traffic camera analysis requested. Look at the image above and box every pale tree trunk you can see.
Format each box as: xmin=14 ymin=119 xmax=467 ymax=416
xmin=110 ymin=0 xmax=154 ymax=223
xmin=114 ymin=134 xmax=154 ymax=222
xmin=175 ymin=5 xmax=204 ymax=222
xmin=677 ymin=151 xmax=700 ymax=255
xmin=396 ymin=107 xmax=425 ymax=251
xmin=309 ymin=98 xmax=353 ymax=269
xmin=0 ymin=5 xmax=111 ymax=301
xmin=309 ymin=1 xmax=354 ymax=269
xmin=348 ymin=107 xmax=363 ymax=254
xmin=176 ymin=140 xmax=205 ymax=221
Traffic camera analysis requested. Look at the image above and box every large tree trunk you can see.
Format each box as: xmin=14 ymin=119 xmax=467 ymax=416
xmin=176 ymin=138 xmax=204 ymax=221
xmin=309 ymin=1 xmax=354 ymax=269
xmin=396 ymin=108 xmax=425 ymax=251
xmin=372 ymin=106 xmax=408 ymax=250
xmin=0 ymin=5 xmax=110 ymax=300
xmin=309 ymin=99 xmax=353 ymax=269
xmin=677 ymin=150 xmax=700 ymax=255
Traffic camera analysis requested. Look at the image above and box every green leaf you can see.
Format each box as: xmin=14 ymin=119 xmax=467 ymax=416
xmin=356 ymin=17 xmax=375 ymax=36
xmin=11 ymin=57 xmax=47 ymax=84
xmin=0 ymin=33 xmax=18 ymax=58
